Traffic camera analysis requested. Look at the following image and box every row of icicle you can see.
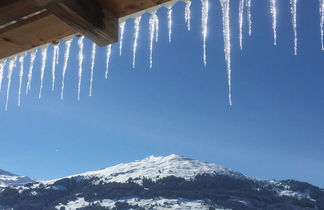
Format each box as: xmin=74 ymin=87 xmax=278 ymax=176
xmin=0 ymin=0 xmax=323 ymax=110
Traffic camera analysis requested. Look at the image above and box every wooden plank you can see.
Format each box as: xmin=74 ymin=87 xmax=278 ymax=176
xmin=46 ymin=0 xmax=118 ymax=46
xmin=0 ymin=11 xmax=76 ymax=59
xmin=0 ymin=0 xmax=40 ymax=26
xmin=97 ymin=0 xmax=173 ymax=18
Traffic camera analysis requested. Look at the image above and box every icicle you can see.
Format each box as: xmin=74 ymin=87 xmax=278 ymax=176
xmin=133 ymin=16 xmax=142 ymax=68
xmin=18 ymin=54 xmax=25 ymax=106
xmin=105 ymin=45 xmax=112 ymax=79
xmin=201 ymin=0 xmax=209 ymax=66
xmin=61 ymin=39 xmax=72 ymax=100
xmin=168 ymin=7 xmax=173 ymax=42
xmin=149 ymin=12 xmax=158 ymax=68
xmin=119 ymin=22 xmax=126 ymax=56
xmin=239 ymin=0 xmax=245 ymax=50
xmin=77 ymin=36 xmax=84 ymax=101
xmin=155 ymin=13 xmax=159 ymax=43
xmin=39 ymin=46 xmax=48 ymax=99
xmin=185 ymin=1 xmax=192 ymax=31
xmin=5 ymin=57 xmax=17 ymax=111
xmin=52 ymin=44 xmax=59 ymax=91
xmin=320 ymin=0 xmax=324 ymax=50
xmin=246 ymin=0 xmax=252 ymax=36
xmin=89 ymin=42 xmax=96 ymax=96
xmin=26 ymin=49 xmax=37 ymax=95
xmin=220 ymin=0 xmax=232 ymax=106
xmin=290 ymin=0 xmax=298 ymax=55
xmin=270 ymin=0 xmax=277 ymax=45
xmin=0 ymin=60 xmax=7 ymax=92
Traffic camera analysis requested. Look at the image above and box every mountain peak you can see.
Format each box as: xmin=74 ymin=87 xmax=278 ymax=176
xmin=60 ymin=154 xmax=243 ymax=185
xmin=0 ymin=169 xmax=34 ymax=187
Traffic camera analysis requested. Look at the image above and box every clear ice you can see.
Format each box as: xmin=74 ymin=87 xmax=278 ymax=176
xmin=105 ymin=45 xmax=112 ymax=79
xmin=201 ymin=0 xmax=209 ymax=66
xmin=220 ymin=0 xmax=232 ymax=106
xmin=61 ymin=39 xmax=72 ymax=100
xmin=119 ymin=22 xmax=126 ymax=56
xmin=133 ymin=16 xmax=142 ymax=68
xmin=77 ymin=36 xmax=84 ymax=101
xmin=89 ymin=42 xmax=96 ymax=96
xmin=6 ymin=57 xmax=17 ymax=111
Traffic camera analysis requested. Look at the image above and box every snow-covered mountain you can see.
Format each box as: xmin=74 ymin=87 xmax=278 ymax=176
xmin=0 ymin=155 xmax=323 ymax=210
xmin=0 ymin=169 xmax=33 ymax=188
xmin=44 ymin=154 xmax=244 ymax=185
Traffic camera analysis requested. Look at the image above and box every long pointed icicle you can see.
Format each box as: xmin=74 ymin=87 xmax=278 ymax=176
xmin=185 ymin=1 xmax=192 ymax=31
xmin=0 ymin=60 xmax=7 ymax=92
xmin=239 ymin=0 xmax=245 ymax=50
xmin=290 ymin=0 xmax=298 ymax=55
xmin=320 ymin=0 xmax=324 ymax=50
xmin=39 ymin=46 xmax=48 ymax=99
xmin=89 ymin=42 xmax=96 ymax=96
xmin=6 ymin=57 xmax=17 ymax=111
xmin=52 ymin=44 xmax=59 ymax=91
xmin=26 ymin=49 xmax=37 ymax=95
xmin=168 ymin=7 xmax=173 ymax=42
xmin=133 ymin=16 xmax=142 ymax=68
xmin=149 ymin=12 xmax=158 ymax=68
xmin=77 ymin=36 xmax=84 ymax=101
xmin=246 ymin=0 xmax=252 ymax=36
xmin=18 ymin=54 xmax=25 ymax=106
xmin=105 ymin=45 xmax=112 ymax=79
xmin=119 ymin=22 xmax=126 ymax=56
xmin=270 ymin=0 xmax=278 ymax=45
xmin=201 ymin=0 xmax=209 ymax=66
xmin=61 ymin=39 xmax=72 ymax=100
xmin=220 ymin=0 xmax=232 ymax=106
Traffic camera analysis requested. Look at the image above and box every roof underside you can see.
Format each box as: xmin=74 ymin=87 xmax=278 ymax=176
xmin=0 ymin=0 xmax=173 ymax=59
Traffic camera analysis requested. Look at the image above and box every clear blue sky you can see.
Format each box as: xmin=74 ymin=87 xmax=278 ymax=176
xmin=0 ymin=0 xmax=323 ymax=187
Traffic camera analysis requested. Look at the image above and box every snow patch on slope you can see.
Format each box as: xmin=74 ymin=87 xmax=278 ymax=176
xmin=0 ymin=169 xmax=34 ymax=187
xmin=56 ymin=197 xmax=227 ymax=210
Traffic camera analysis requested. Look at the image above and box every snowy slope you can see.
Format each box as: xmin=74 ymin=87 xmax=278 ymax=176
xmin=44 ymin=154 xmax=244 ymax=185
xmin=0 ymin=169 xmax=34 ymax=187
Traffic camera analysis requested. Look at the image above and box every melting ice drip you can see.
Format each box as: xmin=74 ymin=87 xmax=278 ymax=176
xmin=220 ymin=0 xmax=232 ymax=106
xmin=185 ymin=1 xmax=192 ymax=31
xmin=39 ymin=46 xmax=48 ymax=99
xmin=6 ymin=57 xmax=17 ymax=111
xmin=26 ymin=49 xmax=37 ymax=95
xmin=89 ymin=43 xmax=96 ymax=96
xmin=119 ymin=22 xmax=126 ymax=56
xmin=290 ymin=0 xmax=298 ymax=55
xmin=270 ymin=0 xmax=278 ymax=45
xmin=246 ymin=0 xmax=252 ymax=36
xmin=52 ymin=44 xmax=59 ymax=91
xmin=105 ymin=45 xmax=112 ymax=79
xmin=201 ymin=0 xmax=209 ymax=66
xmin=149 ymin=12 xmax=159 ymax=68
xmin=168 ymin=7 xmax=173 ymax=42
xmin=239 ymin=0 xmax=245 ymax=50
xmin=61 ymin=38 xmax=72 ymax=100
xmin=77 ymin=36 xmax=84 ymax=101
xmin=133 ymin=16 xmax=142 ymax=68
xmin=18 ymin=54 xmax=25 ymax=106
xmin=320 ymin=0 xmax=324 ymax=50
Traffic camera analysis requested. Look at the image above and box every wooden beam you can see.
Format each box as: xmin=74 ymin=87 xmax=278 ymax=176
xmin=0 ymin=11 xmax=76 ymax=59
xmin=46 ymin=0 xmax=118 ymax=46
xmin=0 ymin=0 xmax=40 ymax=26
xmin=97 ymin=0 xmax=173 ymax=18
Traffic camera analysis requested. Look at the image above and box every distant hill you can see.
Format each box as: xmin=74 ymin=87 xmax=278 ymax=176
xmin=0 ymin=169 xmax=34 ymax=188
xmin=0 ymin=155 xmax=323 ymax=210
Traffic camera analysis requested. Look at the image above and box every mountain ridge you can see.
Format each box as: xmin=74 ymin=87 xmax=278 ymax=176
xmin=0 ymin=154 xmax=323 ymax=210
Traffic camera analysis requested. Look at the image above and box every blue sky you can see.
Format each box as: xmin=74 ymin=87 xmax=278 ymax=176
xmin=0 ymin=0 xmax=323 ymax=187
